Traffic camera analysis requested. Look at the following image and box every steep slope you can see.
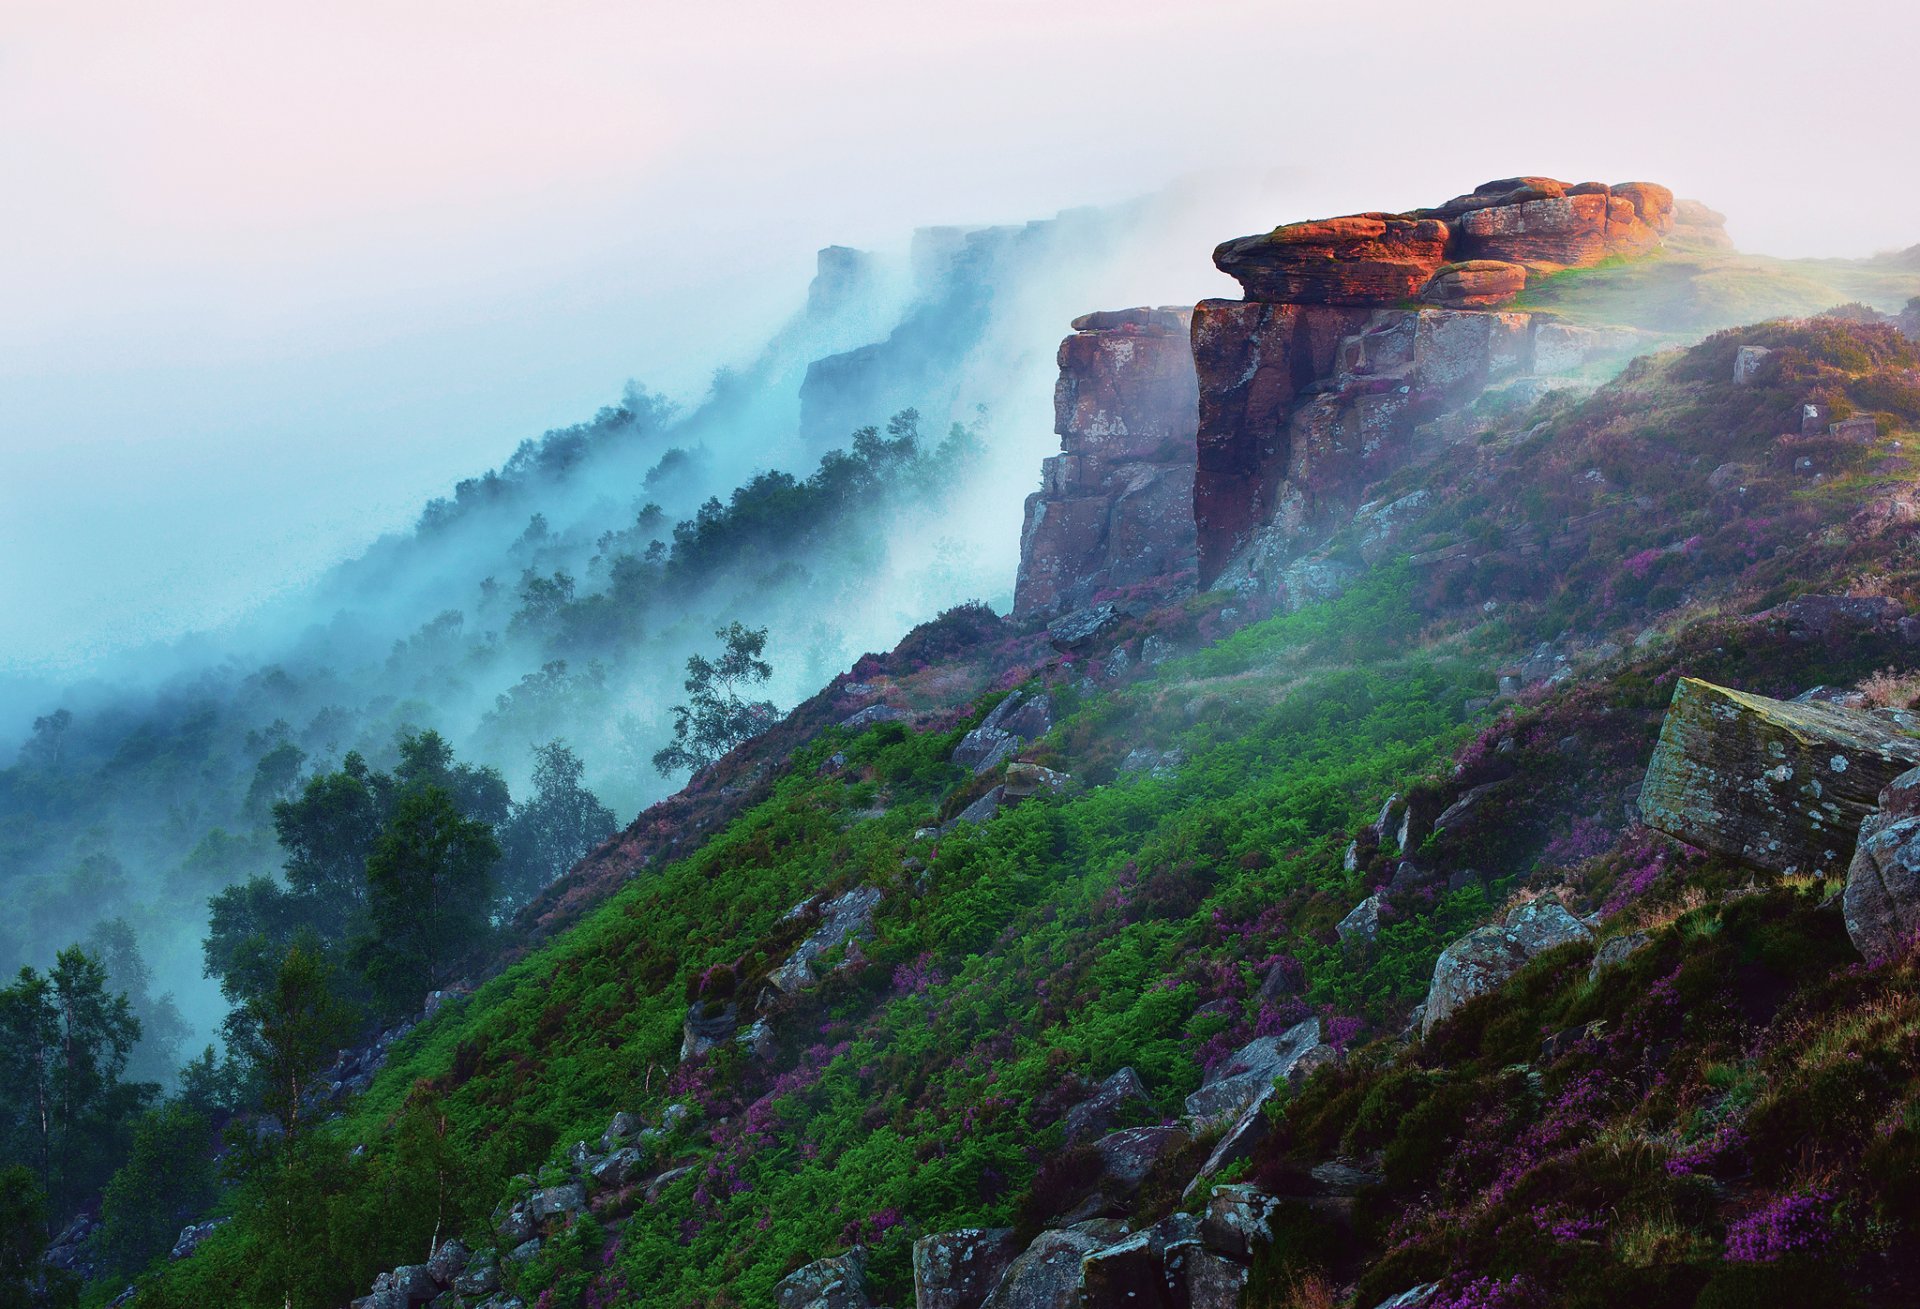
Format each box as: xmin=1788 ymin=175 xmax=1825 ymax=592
xmin=119 ymin=263 xmax=1920 ymax=1309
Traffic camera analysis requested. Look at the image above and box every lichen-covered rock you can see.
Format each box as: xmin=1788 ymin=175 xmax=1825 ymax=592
xmin=953 ymin=692 xmax=1056 ymax=774
xmin=453 ymin=1250 xmax=501 ymax=1298
xmin=1419 ymin=260 xmax=1527 ymax=308
xmin=1639 ymin=678 xmax=1920 ymax=877
xmin=1422 ymin=898 xmax=1592 ymax=1037
xmin=1214 ymin=214 xmax=1452 ymax=306
xmin=1063 ymin=1066 xmax=1153 ymax=1144
xmin=981 ymin=1220 xmax=1130 ymax=1309
xmin=1588 ymin=931 xmax=1652 ymax=982
xmin=775 ymin=1249 xmax=870 ymax=1309
xmin=425 ymin=1240 xmax=470 ymax=1286
xmin=1199 ymin=1184 xmax=1281 ymax=1261
xmin=589 ymin=1146 xmax=647 ymax=1190
xmin=1092 ymin=1125 xmax=1190 ymax=1191
xmin=1079 ymin=1214 xmax=1200 ymax=1309
xmin=769 ymin=887 xmax=884 ymax=994
xmin=1184 ymin=1018 xmax=1328 ymax=1127
xmin=1844 ymin=766 xmax=1920 ymax=960
xmin=527 ymin=1183 xmax=586 ymax=1223
xmin=913 ymin=1228 xmax=1020 ymax=1309
xmin=679 ymin=1001 xmax=738 ymax=1061
xmin=1336 ymin=894 xmax=1382 ymax=952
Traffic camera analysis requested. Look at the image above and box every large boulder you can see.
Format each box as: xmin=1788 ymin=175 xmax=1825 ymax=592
xmin=953 ymin=692 xmax=1057 ymax=774
xmin=1213 ymin=214 xmax=1452 ymax=306
xmin=1092 ymin=1125 xmax=1190 ymax=1193
xmin=1422 ymin=898 xmax=1592 ymax=1036
xmin=1639 ymin=677 xmax=1920 ymax=877
xmin=1184 ymin=1018 xmax=1330 ymax=1127
xmin=1844 ymin=767 xmax=1920 ymax=960
xmin=1450 ymin=179 xmax=1672 ymax=270
xmin=982 ymin=1220 xmax=1130 ymax=1309
xmin=1079 ymin=1214 xmax=1201 ymax=1309
xmin=1063 ymin=1066 xmax=1154 ymax=1144
xmin=776 ymin=1249 xmax=870 ymax=1309
xmin=913 ymin=1228 xmax=1020 ymax=1309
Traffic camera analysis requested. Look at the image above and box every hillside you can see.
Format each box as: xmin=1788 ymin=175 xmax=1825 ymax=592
xmin=34 ymin=174 xmax=1913 ymax=1309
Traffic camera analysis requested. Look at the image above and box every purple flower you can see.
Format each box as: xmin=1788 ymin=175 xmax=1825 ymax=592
xmin=1725 ymin=1192 xmax=1834 ymax=1263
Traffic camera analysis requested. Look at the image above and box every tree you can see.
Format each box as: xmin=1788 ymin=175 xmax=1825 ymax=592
xmin=496 ymin=741 xmax=616 ymax=915
xmin=97 ymin=1102 xmax=217 ymax=1277
xmin=652 ymin=623 xmax=779 ymax=777
xmin=222 ymin=937 xmax=352 ymax=1144
xmin=359 ymin=788 xmax=500 ymax=1007
xmin=0 ymin=949 xmax=151 ymax=1214
xmin=84 ymin=919 xmax=192 ymax=1087
xmin=271 ymin=751 xmax=383 ymax=940
xmin=0 ymin=1165 xmax=71 ymax=1309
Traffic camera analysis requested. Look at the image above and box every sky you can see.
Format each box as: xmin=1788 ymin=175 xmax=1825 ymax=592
xmin=3 ymin=0 xmax=1917 ymax=672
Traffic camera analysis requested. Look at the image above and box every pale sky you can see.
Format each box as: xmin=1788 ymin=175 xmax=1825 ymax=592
xmin=3 ymin=0 xmax=1916 ymax=670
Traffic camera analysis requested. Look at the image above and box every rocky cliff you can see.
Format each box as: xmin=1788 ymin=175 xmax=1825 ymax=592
xmin=1192 ymin=177 xmax=1704 ymax=588
xmin=1013 ymin=308 xmax=1200 ymax=618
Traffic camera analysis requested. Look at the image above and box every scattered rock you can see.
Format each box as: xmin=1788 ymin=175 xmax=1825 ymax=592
xmin=1063 ymin=1066 xmax=1153 ymax=1144
xmin=1198 ymin=1184 xmax=1281 ymax=1261
xmin=1048 ymin=604 xmax=1123 ymax=650
xmin=1184 ymin=1018 xmax=1330 ymax=1128
xmin=1336 ymin=894 xmax=1382 ymax=953
xmin=1639 ymin=677 xmax=1920 ymax=877
xmin=840 ymin=704 xmax=906 ymax=731
xmin=1422 ymin=897 xmax=1592 ymax=1036
xmin=1092 ymin=1125 xmax=1191 ymax=1192
xmin=1004 ymin=763 xmax=1070 ymax=799
xmin=769 ymin=887 xmax=884 ymax=994
xmin=1734 ymin=345 xmax=1773 ymax=383
xmin=453 ymin=1250 xmax=501 ymax=1298
xmin=425 ymin=1240 xmax=470 ymax=1286
xmin=1844 ymin=766 xmax=1920 ymax=960
xmin=680 ymin=1001 xmax=739 ymax=1061
xmin=1587 ymin=931 xmax=1652 ymax=982
xmin=953 ymin=692 xmax=1057 ymax=774
xmin=982 ymin=1220 xmax=1130 ymax=1309
xmin=169 ymin=1217 xmax=228 ymax=1261
xmin=1371 ymin=1285 xmax=1440 ymax=1309
xmin=528 ymin=1182 xmax=586 ymax=1224
xmin=590 ymin=1147 xmax=647 ymax=1190
xmin=775 ymin=1249 xmax=870 ymax=1309
xmin=913 ymin=1228 xmax=1021 ymax=1309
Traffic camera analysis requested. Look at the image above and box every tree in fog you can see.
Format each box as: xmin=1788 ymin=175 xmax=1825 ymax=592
xmin=495 ymin=741 xmax=616 ymax=915
xmin=652 ymin=623 xmax=779 ymax=778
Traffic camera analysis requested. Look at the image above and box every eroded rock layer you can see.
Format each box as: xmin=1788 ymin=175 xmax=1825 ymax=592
xmin=1013 ymin=307 xmax=1200 ymax=618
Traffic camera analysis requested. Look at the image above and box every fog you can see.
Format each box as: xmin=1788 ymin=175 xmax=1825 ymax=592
xmin=1 ymin=0 xmax=1917 ymax=1077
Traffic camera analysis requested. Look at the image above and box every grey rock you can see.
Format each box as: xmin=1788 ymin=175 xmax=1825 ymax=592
xmin=1063 ymin=1066 xmax=1152 ymax=1145
xmin=1080 ymin=1214 xmax=1199 ymax=1309
xmin=1003 ymin=763 xmax=1069 ymax=798
xmin=1199 ymin=1183 xmax=1281 ymax=1260
xmin=912 ymin=1228 xmax=1019 ymax=1309
xmin=495 ymin=1205 xmax=534 ymax=1247
xmin=601 ymin=1111 xmax=640 ymax=1148
xmin=169 ymin=1217 xmax=228 ymax=1261
xmin=644 ymin=1163 xmax=697 ymax=1203
xmin=951 ymin=787 xmax=1007 ymax=828
xmin=385 ymin=1265 xmax=438 ymax=1305
xmin=1092 ymin=1125 xmax=1190 ymax=1191
xmin=1336 ymin=894 xmax=1382 ymax=952
xmin=1182 ymin=1090 xmax=1275 ymax=1199
xmin=590 ymin=1147 xmax=647 ymax=1190
xmin=770 ymin=886 xmax=884 ymax=993
xmin=1422 ymin=897 xmax=1591 ymax=1037
xmin=1173 ymin=1244 xmax=1249 ymax=1309
xmin=506 ymin=1239 xmax=542 ymax=1264
xmin=1372 ymin=1285 xmax=1440 ymax=1309
xmin=841 ymin=705 xmax=906 ymax=730
xmin=1640 ymin=676 xmax=1920 ymax=878
xmin=982 ymin=1221 xmax=1129 ymax=1309
xmin=528 ymin=1182 xmax=586 ymax=1223
xmin=1184 ymin=1018 xmax=1327 ymax=1127
xmin=453 ymin=1250 xmax=501 ymax=1297
xmin=425 ymin=1240 xmax=470 ymax=1286
xmin=775 ymin=1249 xmax=870 ymax=1309
xmin=1844 ymin=768 xmax=1920 ymax=960
xmin=1048 ymin=604 xmax=1122 ymax=650
xmin=680 ymin=1001 xmax=738 ymax=1061
xmin=1587 ymin=931 xmax=1652 ymax=981
xmin=1309 ymin=1157 xmax=1384 ymax=1195
xmin=1733 ymin=344 xmax=1772 ymax=384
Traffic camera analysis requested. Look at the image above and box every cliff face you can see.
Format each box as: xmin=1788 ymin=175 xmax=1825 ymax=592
xmin=1191 ymin=177 xmax=1703 ymax=586
xmin=1012 ymin=307 xmax=1200 ymax=618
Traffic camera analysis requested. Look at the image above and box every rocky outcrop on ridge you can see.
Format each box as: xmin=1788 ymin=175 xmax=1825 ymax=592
xmin=1013 ymin=308 xmax=1200 ymax=618
xmin=1191 ymin=177 xmax=1680 ymax=582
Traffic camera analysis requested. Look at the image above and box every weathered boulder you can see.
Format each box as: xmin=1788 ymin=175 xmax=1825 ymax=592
xmin=425 ymin=1240 xmax=470 ymax=1286
xmin=169 ymin=1217 xmax=228 ymax=1261
xmin=1184 ymin=1018 xmax=1329 ymax=1127
xmin=1336 ymin=894 xmax=1382 ymax=952
xmin=680 ymin=1001 xmax=738 ymax=1061
xmin=1422 ymin=897 xmax=1592 ymax=1036
xmin=1048 ymin=604 xmax=1123 ymax=650
xmin=1214 ymin=214 xmax=1452 ymax=306
xmin=1419 ymin=260 xmax=1527 ymax=308
xmin=1453 ymin=180 xmax=1670 ymax=270
xmin=770 ymin=887 xmax=884 ymax=994
xmin=1639 ymin=678 xmax=1920 ymax=877
xmin=1734 ymin=344 xmax=1773 ymax=384
xmin=913 ymin=1228 xmax=1020 ymax=1309
xmin=601 ymin=1111 xmax=641 ymax=1149
xmin=953 ymin=692 xmax=1056 ymax=774
xmin=1198 ymin=1184 xmax=1281 ymax=1261
xmin=589 ymin=1146 xmax=647 ymax=1190
xmin=1588 ymin=931 xmax=1652 ymax=982
xmin=1063 ymin=1066 xmax=1153 ymax=1144
xmin=1844 ymin=766 xmax=1920 ymax=960
xmin=1004 ymin=763 xmax=1070 ymax=799
xmin=776 ymin=1249 xmax=870 ymax=1309
xmin=1092 ymin=1125 xmax=1190 ymax=1191
xmin=1670 ymin=198 xmax=1734 ymax=249
xmin=1079 ymin=1214 xmax=1200 ymax=1309
xmin=453 ymin=1250 xmax=502 ymax=1298
xmin=1371 ymin=1285 xmax=1440 ymax=1309
xmin=982 ymin=1220 xmax=1129 ymax=1309
xmin=841 ymin=704 xmax=907 ymax=731
xmin=528 ymin=1182 xmax=586 ymax=1224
